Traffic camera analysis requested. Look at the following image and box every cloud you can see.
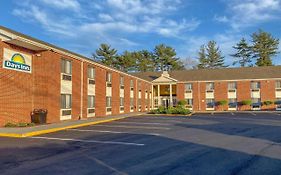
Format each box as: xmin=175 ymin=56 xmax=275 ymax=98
xmin=39 ymin=0 xmax=81 ymax=11
xmin=98 ymin=13 xmax=114 ymax=22
xmin=216 ymin=0 xmax=281 ymax=30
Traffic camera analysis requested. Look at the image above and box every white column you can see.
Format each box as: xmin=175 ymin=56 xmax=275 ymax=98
xmin=158 ymin=84 xmax=160 ymax=106
xmin=170 ymin=84 xmax=173 ymax=107
xmin=151 ymin=85 xmax=154 ymax=109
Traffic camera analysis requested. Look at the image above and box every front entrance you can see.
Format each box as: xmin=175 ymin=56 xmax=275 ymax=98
xmin=162 ymin=98 xmax=170 ymax=108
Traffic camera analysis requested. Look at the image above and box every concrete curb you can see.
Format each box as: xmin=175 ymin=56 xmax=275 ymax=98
xmin=0 ymin=116 xmax=128 ymax=138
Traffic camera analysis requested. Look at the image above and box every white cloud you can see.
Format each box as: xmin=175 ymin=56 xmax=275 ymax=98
xmin=98 ymin=13 xmax=114 ymax=22
xmin=219 ymin=0 xmax=281 ymax=30
xmin=39 ymin=0 xmax=81 ymax=11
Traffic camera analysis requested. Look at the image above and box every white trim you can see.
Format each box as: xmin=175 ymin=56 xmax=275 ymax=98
xmin=177 ymin=78 xmax=281 ymax=83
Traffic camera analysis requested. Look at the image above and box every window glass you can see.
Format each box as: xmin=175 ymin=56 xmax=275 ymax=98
xmin=88 ymin=96 xmax=95 ymax=108
xmin=251 ymin=82 xmax=260 ymax=89
xmin=206 ymin=82 xmax=214 ymax=90
xmin=61 ymin=59 xmax=72 ymax=74
xmin=228 ymin=98 xmax=237 ymax=108
xmin=120 ymin=76 xmax=124 ymax=86
xmin=206 ymin=99 xmax=215 ymax=108
xmin=61 ymin=94 xmax=72 ymax=109
xmin=106 ymin=97 xmax=112 ymax=107
xmin=228 ymin=82 xmax=237 ymax=89
xmin=120 ymin=97 xmax=124 ymax=106
xmin=276 ymin=81 xmax=281 ymax=89
xmin=88 ymin=67 xmax=95 ymax=79
xmin=186 ymin=99 xmax=193 ymax=105
xmin=185 ymin=83 xmax=192 ymax=91
xmin=106 ymin=72 xmax=112 ymax=82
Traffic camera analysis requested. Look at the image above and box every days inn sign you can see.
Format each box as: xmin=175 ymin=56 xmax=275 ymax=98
xmin=2 ymin=48 xmax=32 ymax=73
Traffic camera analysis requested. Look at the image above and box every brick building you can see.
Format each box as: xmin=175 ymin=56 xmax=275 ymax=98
xmin=0 ymin=26 xmax=281 ymax=126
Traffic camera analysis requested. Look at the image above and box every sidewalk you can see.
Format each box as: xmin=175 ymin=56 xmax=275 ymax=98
xmin=0 ymin=112 xmax=145 ymax=138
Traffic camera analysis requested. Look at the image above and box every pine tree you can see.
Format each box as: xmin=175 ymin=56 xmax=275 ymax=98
xmin=115 ymin=51 xmax=136 ymax=72
xmin=133 ymin=50 xmax=154 ymax=72
xmin=197 ymin=45 xmax=208 ymax=69
xmin=251 ymin=30 xmax=279 ymax=66
xmin=93 ymin=43 xmax=117 ymax=67
xmin=231 ymin=38 xmax=252 ymax=67
xmin=206 ymin=40 xmax=226 ymax=68
xmin=154 ymin=44 xmax=185 ymax=71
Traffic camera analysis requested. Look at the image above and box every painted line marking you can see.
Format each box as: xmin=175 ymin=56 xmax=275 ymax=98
xmin=250 ymin=112 xmax=257 ymax=116
xmin=92 ymin=124 xmax=171 ymax=130
xmin=30 ymin=136 xmax=145 ymax=146
xmin=114 ymin=121 xmax=170 ymax=126
xmin=68 ymin=129 xmax=161 ymax=136
xmin=231 ymin=112 xmax=235 ymax=116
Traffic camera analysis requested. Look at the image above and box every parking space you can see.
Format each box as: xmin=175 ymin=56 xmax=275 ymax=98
xmin=1 ymin=113 xmax=281 ymax=175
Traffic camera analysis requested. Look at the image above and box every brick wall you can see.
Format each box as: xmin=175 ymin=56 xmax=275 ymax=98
xmin=214 ymin=82 xmax=228 ymax=111
xmin=237 ymin=81 xmax=251 ymax=110
xmin=112 ymin=72 xmax=120 ymax=115
xmin=261 ymin=80 xmax=275 ymax=110
xmin=176 ymin=83 xmax=185 ymax=101
xmin=124 ymin=76 xmax=130 ymax=113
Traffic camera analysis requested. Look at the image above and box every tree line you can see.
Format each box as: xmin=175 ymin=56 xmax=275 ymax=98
xmin=93 ymin=44 xmax=184 ymax=72
xmin=92 ymin=29 xmax=279 ymax=72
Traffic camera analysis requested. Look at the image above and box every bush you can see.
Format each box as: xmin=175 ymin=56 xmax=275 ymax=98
xmin=263 ymin=100 xmax=273 ymax=106
xmin=150 ymin=106 xmax=191 ymax=115
xmin=217 ymin=100 xmax=228 ymax=106
xmin=4 ymin=122 xmax=35 ymax=127
xmin=240 ymin=100 xmax=252 ymax=106
xmin=177 ymin=100 xmax=187 ymax=107
xmin=4 ymin=122 xmax=17 ymax=127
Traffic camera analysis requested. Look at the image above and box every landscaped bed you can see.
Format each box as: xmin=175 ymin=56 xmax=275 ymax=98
xmin=149 ymin=100 xmax=192 ymax=115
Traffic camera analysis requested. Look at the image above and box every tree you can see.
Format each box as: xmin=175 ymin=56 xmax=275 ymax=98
xmin=197 ymin=45 xmax=208 ymax=69
xmin=133 ymin=50 xmax=154 ymax=72
xmin=93 ymin=43 xmax=117 ymax=67
xmin=206 ymin=40 xmax=226 ymax=68
xmin=115 ymin=51 xmax=136 ymax=72
xmin=154 ymin=44 xmax=185 ymax=71
xmin=251 ymin=30 xmax=279 ymax=66
xmin=231 ymin=38 xmax=252 ymax=67
xmin=197 ymin=41 xmax=226 ymax=69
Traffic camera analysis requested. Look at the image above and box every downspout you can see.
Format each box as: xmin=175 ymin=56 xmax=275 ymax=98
xmin=80 ymin=61 xmax=84 ymax=119
xmin=198 ymin=82 xmax=201 ymax=111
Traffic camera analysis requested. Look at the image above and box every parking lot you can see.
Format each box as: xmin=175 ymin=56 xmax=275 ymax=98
xmin=1 ymin=112 xmax=281 ymax=175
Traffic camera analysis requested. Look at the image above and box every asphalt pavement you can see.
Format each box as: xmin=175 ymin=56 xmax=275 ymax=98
xmin=1 ymin=112 xmax=281 ymax=175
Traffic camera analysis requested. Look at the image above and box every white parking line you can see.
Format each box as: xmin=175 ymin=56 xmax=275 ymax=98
xmin=31 ymin=136 xmax=145 ymax=146
xmin=114 ymin=121 xmax=170 ymax=126
xmin=93 ymin=124 xmax=171 ymax=130
xmin=68 ymin=129 xmax=161 ymax=136
xmin=231 ymin=112 xmax=235 ymax=116
xmin=250 ymin=112 xmax=257 ymax=116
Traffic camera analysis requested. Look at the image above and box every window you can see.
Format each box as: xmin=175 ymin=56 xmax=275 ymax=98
xmin=154 ymin=99 xmax=158 ymax=107
xmin=185 ymin=83 xmax=192 ymax=92
xmin=88 ymin=67 xmax=95 ymax=84
xmin=276 ymin=81 xmax=281 ymax=89
xmin=61 ymin=94 xmax=71 ymax=109
xmin=228 ymin=82 xmax=237 ymax=90
xmin=186 ymin=99 xmax=193 ymax=107
xmin=130 ymin=98 xmax=134 ymax=110
xmin=251 ymin=81 xmax=260 ymax=89
xmin=206 ymin=82 xmax=214 ymax=91
xmin=206 ymin=99 xmax=215 ymax=108
xmin=130 ymin=80 xmax=134 ymax=90
xmin=251 ymin=98 xmax=261 ymax=105
xmin=88 ymin=96 xmax=95 ymax=108
xmin=106 ymin=97 xmax=112 ymax=108
xmin=120 ymin=76 xmax=124 ymax=89
xmin=120 ymin=97 xmax=124 ymax=106
xmin=138 ymin=81 xmax=142 ymax=91
xmin=61 ymin=59 xmax=72 ymax=75
xmin=61 ymin=59 xmax=72 ymax=81
xmin=88 ymin=67 xmax=95 ymax=79
xmin=106 ymin=72 xmax=112 ymax=83
xmin=228 ymin=98 xmax=237 ymax=108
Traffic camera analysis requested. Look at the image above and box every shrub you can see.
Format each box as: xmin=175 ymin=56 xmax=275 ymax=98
xmin=217 ymin=100 xmax=228 ymax=106
xmin=263 ymin=100 xmax=273 ymax=106
xmin=4 ymin=122 xmax=17 ymax=127
xmin=177 ymin=100 xmax=187 ymax=107
xmin=4 ymin=122 xmax=36 ymax=127
xmin=150 ymin=106 xmax=191 ymax=115
xmin=240 ymin=100 xmax=252 ymax=106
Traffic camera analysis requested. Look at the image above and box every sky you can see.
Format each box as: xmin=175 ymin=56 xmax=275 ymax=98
xmin=0 ymin=0 xmax=281 ymax=67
